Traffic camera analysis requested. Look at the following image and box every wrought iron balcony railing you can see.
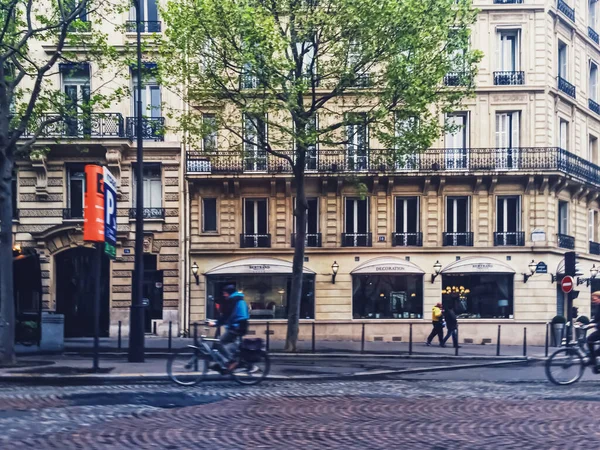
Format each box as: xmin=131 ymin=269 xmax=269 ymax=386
xmin=493 ymin=71 xmax=525 ymax=85
xmin=558 ymin=76 xmax=576 ymax=98
xmin=240 ymin=233 xmax=271 ymax=248
xmin=590 ymin=27 xmax=600 ymax=44
xmin=291 ymin=233 xmax=322 ymax=248
xmin=558 ymin=233 xmax=575 ymax=249
xmin=557 ymin=0 xmax=575 ymax=22
xmin=341 ymin=233 xmax=372 ymax=247
xmin=443 ymin=72 xmax=471 ymax=87
xmin=129 ymin=208 xmax=165 ymax=220
xmin=126 ymin=117 xmax=165 ymax=141
xmin=590 ymin=241 xmax=600 ymax=255
xmin=494 ymin=0 xmax=523 ymax=3
xmin=494 ymin=231 xmax=525 ymax=246
xmin=125 ymin=21 xmax=162 ymax=33
xmin=23 ymin=113 xmax=124 ymax=139
xmin=63 ymin=208 xmax=84 ymax=220
xmin=590 ymin=99 xmax=600 ymax=115
xmin=392 ymin=232 xmax=423 ymax=247
xmin=443 ymin=232 xmax=473 ymax=247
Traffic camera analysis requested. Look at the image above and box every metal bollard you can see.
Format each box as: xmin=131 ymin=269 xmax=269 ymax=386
xmin=312 ymin=322 xmax=316 ymax=353
xmin=266 ymin=322 xmax=270 ymax=352
xmin=117 ymin=321 xmax=122 ymax=351
xmin=168 ymin=321 xmax=172 ymax=353
xmin=523 ymin=327 xmax=527 ymax=357
xmin=361 ymin=323 xmax=365 ymax=354
xmin=545 ymin=322 xmax=549 ymax=358
xmin=193 ymin=322 xmax=198 ymax=347
xmin=455 ymin=328 xmax=459 ymax=356
xmin=496 ymin=325 xmax=501 ymax=357
xmin=409 ymin=323 xmax=413 ymax=355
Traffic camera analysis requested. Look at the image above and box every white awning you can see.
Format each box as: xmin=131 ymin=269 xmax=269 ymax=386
xmin=205 ymin=257 xmax=315 ymax=275
xmin=351 ymin=257 xmax=425 ymax=275
xmin=441 ymin=257 xmax=515 ymax=274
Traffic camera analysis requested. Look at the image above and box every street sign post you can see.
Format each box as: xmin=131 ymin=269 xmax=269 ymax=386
xmin=103 ymin=167 xmax=118 ymax=260
xmin=561 ymin=276 xmax=574 ymax=294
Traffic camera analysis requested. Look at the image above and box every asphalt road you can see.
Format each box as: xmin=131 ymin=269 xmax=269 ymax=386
xmin=2 ymin=362 xmax=600 ymax=449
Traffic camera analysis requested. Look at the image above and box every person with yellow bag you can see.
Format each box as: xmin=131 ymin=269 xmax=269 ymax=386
xmin=426 ymin=302 xmax=445 ymax=347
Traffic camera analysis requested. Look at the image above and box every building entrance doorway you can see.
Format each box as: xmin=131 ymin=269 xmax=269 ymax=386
xmin=143 ymin=254 xmax=163 ymax=333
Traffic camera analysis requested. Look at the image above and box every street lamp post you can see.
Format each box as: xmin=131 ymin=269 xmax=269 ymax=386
xmin=129 ymin=0 xmax=145 ymax=363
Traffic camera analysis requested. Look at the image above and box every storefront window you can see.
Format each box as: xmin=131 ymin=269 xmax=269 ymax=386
xmin=442 ymin=274 xmax=514 ymax=319
xmin=352 ymin=274 xmax=423 ymax=319
xmin=206 ymin=275 xmax=315 ymax=320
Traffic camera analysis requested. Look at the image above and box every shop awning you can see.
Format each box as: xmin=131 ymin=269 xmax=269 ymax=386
xmin=441 ymin=257 xmax=515 ymax=274
xmin=205 ymin=257 xmax=315 ymax=275
xmin=351 ymin=257 xmax=425 ymax=275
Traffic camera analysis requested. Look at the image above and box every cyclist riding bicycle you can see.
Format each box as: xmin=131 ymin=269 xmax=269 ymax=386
xmin=208 ymin=285 xmax=249 ymax=371
xmin=586 ymin=291 xmax=600 ymax=373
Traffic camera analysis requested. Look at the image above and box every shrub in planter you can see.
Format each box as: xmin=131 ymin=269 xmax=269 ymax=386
xmin=552 ymin=315 xmax=567 ymax=324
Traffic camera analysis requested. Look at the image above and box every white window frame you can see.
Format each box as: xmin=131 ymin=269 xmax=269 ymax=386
xmin=394 ymin=196 xmax=420 ymax=233
xmin=558 ymin=40 xmax=568 ymax=79
xmin=344 ymin=197 xmax=370 ymax=234
xmin=497 ymin=29 xmax=520 ymax=72
xmin=558 ymin=200 xmax=569 ymax=235
xmin=243 ymin=198 xmax=269 ymax=235
xmin=591 ymin=0 xmax=598 ymax=30
xmin=201 ymin=197 xmax=218 ymax=233
xmin=129 ymin=0 xmax=159 ymax=22
xmin=445 ymin=113 xmax=469 ymax=170
xmin=133 ymin=163 xmax=162 ymax=209
xmin=591 ymin=60 xmax=599 ymax=102
xmin=67 ymin=166 xmax=86 ymax=212
xmin=293 ymin=197 xmax=320 ymax=234
xmin=590 ymin=209 xmax=598 ymax=242
xmin=243 ymin=113 xmax=268 ymax=172
xmin=446 ymin=196 xmax=470 ymax=233
xmin=202 ymin=113 xmax=217 ymax=152
xmin=132 ymin=74 xmax=161 ymax=118
xmin=559 ymin=119 xmax=569 ymax=151
xmin=496 ymin=196 xmax=522 ymax=233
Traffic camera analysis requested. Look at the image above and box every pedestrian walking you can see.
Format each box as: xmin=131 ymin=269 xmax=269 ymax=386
xmin=441 ymin=305 xmax=460 ymax=348
xmin=426 ymin=302 xmax=444 ymax=346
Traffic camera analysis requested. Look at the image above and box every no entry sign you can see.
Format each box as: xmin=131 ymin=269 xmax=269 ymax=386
xmin=561 ymin=276 xmax=574 ymax=294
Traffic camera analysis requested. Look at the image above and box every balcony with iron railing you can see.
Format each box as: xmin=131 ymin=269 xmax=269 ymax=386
xmin=590 ymin=241 xmax=600 ymax=255
xmin=291 ymin=233 xmax=322 ymax=248
xmin=558 ymin=233 xmax=575 ymax=249
xmin=557 ymin=0 xmax=575 ymax=22
xmin=590 ymin=99 xmax=600 ymax=115
xmin=341 ymin=233 xmax=372 ymax=247
xmin=392 ymin=232 xmax=423 ymax=247
xmin=590 ymin=27 xmax=600 ymax=44
xmin=125 ymin=21 xmax=162 ymax=33
xmin=126 ymin=117 xmax=165 ymax=141
xmin=22 ymin=113 xmax=125 ymax=139
xmin=240 ymin=234 xmax=271 ymax=248
xmin=558 ymin=76 xmax=576 ymax=98
xmin=443 ymin=232 xmax=473 ymax=247
xmin=443 ymin=72 xmax=471 ymax=87
xmin=494 ymin=231 xmax=525 ymax=246
xmin=129 ymin=208 xmax=165 ymax=220
xmin=493 ymin=71 xmax=525 ymax=86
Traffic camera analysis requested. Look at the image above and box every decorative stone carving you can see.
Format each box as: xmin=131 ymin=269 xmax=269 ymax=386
xmin=143 ymin=235 xmax=154 ymax=253
xmin=105 ymin=148 xmax=123 ymax=196
xmin=30 ymin=153 xmax=49 ymax=199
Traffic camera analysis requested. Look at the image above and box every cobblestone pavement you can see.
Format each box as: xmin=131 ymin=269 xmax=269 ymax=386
xmin=2 ymin=378 xmax=600 ymax=449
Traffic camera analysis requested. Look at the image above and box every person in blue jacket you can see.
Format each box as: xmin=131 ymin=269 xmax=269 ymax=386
xmin=209 ymin=285 xmax=249 ymax=370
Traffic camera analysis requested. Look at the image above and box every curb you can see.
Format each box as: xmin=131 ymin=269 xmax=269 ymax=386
xmin=0 ymin=359 xmax=529 ymax=385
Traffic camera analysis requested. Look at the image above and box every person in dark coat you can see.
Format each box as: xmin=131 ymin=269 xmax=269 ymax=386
xmin=441 ymin=305 xmax=460 ymax=348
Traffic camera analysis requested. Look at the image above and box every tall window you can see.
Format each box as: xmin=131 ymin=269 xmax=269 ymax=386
xmin=445 ymin=196 xmax=470 ymax=246
xmin=305 ymin=115 xmax=318 ymax=171
xmin=445 ymin=114 xmax=468 ymax=169
xmin=495 ymin=112 xmax=520 ymax=169
xmin=293 ymin=197 xmax=320 ymax=247
xmin=243 ymin=198 xmax=269 ymax=247
xmin=591 ymin=0 xmax=598 ymax=30
xmin=61 ymin=64 xmax=90 ymax=136
xmin=559 ymin=119 xmax=569 ymax=151
xmin=131 ymin=0 xmax=159 ymax=24
xmin=243 ymin=113 xmax=267 ymax=171
xmin=202 ymin=114 xmax=217 ymax=152
xmin=394 ymin=197 xmax=420 ymax=246
xmin=497 ymin=30 xmax=519 ymax=72
xmin=202 ymin=198 xmax=218 ymax=233
xmin=558 ymin=200 xmax=569 ymax=235
xmin=496 ymin=196 xmax=522 ymax=245
xmin=558 ymin=41 xmax=568 ymax=79
xmin=133 ymin=72 xmax=161 ymax=118
xmin=343 ymin=198 xmax=370 ymax=246
xmin=67 ymin=166 xmax=86 ymax=219
xmin=591 ymin=61 xmax=598 ymax=101
xmin=590 ymin=135 xmax=598 ymax=163
xmin=346 ymin=113 xmax=369 ymax=171
xmin=296 ymin=40 xmax=316 ymax=80
xmin=133 ymin=163 xmax=162 ymax=209
xmin=589 ymin=209 xmax=598 ymax=242
xmin=395 ymin=114 xmax=419 ymax=170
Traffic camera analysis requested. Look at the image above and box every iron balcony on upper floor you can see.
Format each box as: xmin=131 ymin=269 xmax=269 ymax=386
xmin=186 ymin=147 xmax=600 ymax=189
xmin=493 ymin=71 xmax=524 ymax=86
xmin=557 ymin=0 xmax=575 ymax=22
xmin=558 ymin=76 xmax=576 ymax=98
xmin=125 ymin=21 xmax=162 ymax=33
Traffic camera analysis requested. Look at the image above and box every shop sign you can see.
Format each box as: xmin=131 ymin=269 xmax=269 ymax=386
xmin=249 ymin=264 xmax=271 ymax=272
xmin=470 ymin=263 xmax=494 ymax=271
xmin=375 ymin=265 xmax=406 ymax=272
xmin=536 ymin=262 xmax=548 ymax=274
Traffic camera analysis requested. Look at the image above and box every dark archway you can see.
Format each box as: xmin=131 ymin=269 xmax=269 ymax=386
xmin=55 ymin=247 xmax=110 ymax=337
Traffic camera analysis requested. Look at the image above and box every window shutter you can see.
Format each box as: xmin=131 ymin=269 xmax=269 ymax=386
xmin=590 ymin=210 xmax=596 ymax=242
xmin=495 ymin=113 xmax=506 ymax=148
xmin=511 ymin=112 xmax=520 ymax=148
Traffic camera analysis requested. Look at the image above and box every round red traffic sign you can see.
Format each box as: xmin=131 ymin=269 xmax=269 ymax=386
xmin=561 ymin=275 xmax=574 ymax=294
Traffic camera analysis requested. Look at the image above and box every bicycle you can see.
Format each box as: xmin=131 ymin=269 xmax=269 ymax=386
xmin=167 ymin=323 xmax=270 ymax=386
xmin=545 ymin=322 xmax=597 ymax=385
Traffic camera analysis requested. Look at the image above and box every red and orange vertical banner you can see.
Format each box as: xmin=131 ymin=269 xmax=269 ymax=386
xmin=84 ymin=165 xmax=105 ymax=242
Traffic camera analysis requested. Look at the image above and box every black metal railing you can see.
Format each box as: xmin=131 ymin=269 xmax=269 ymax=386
xmin=23 ymin=113 xmax=124 ymax=139
xmin=493 ymin=71 xmax=525 ymax=85
xmin=240 ymin=233 xmax=271 ymax=248
xmin=590 ymin=27 xmax=600 ymax=44
xmin=494 ymin=231 xmax=525 ymax=246
xmin=557 ymin=0 xmax=575 ymax=22
xmin=63 ymin=208 xmax=84 ymax=220
xmin=126 ymin=117 xmax=165 ymax=141
xmin=494 ymin=0 xmax=523 ymax=3
xmin=392 ymin=232 xmax=423 ymax=247
xmin=590 ymin=241 xmax=600 ymax=255
xmin=558 ymin=233 xmax=575 ymax=249
xmin=341 ymin=233 xmax=372 ymax=247
xmin=444 ymin=72 xmax=471 ymax=87
xmin=291 ymin=233 xmax=322 ymax=248
xmin=443 ymin=232 xmax=473 ymax=247
xmin=558 ymin=76 xmax=576 ymax=98
xmin=129 ymin=208 xmax=165 ymax=220
xmin=125 ymin=21 xmax=162 ymax=33
xmin=590 ymin=99 xmax=600 ymax=115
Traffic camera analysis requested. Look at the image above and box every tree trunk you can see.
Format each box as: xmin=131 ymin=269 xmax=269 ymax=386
xmin=284 ymin=162 xmax=307 ymax=352
xmin=0 ymin=151 xmax=15 ymax=365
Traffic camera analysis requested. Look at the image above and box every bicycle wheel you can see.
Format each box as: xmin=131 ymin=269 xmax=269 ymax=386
xmin=167 ymin=347 xmax=209 ymax=386
xmin=545 ymin=347 xmax=584 ymax=386
xmin=231 ymin=351 xmax=271 ymax=386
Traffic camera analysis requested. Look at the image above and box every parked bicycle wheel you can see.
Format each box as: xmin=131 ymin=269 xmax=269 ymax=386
xmin=167 ymin=347 xmax=208 ymax=386
xmin=231 ymin=351 xmax=270 ymax=386
xmin=545 ymin=347 xmax=584 ymax=386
